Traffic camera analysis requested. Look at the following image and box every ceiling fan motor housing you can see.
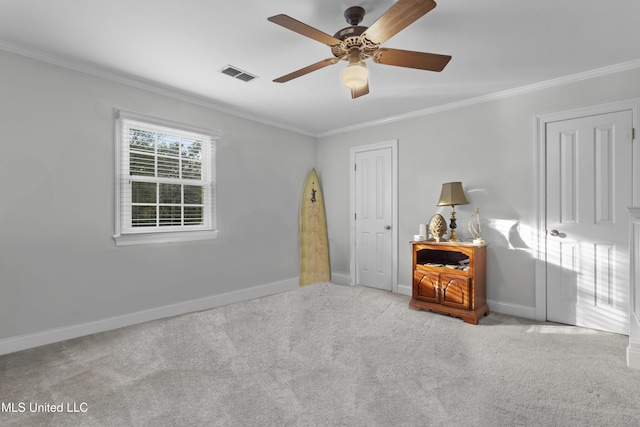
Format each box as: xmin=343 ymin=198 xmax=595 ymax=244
xmin=332 ymin=6 xmax=378 ymax=60
xmin=334 ymin=25 xmax=367 ymax=41
xmin=331 ymin=27 xmax=379 ymax=60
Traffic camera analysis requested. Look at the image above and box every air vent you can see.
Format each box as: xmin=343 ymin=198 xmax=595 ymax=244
xmin=219 ymin=65 xmax=258 ymax=83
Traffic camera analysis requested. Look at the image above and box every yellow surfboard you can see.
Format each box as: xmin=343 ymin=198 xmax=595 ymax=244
xmin=299 ymin=168 xmax=331 ymax=286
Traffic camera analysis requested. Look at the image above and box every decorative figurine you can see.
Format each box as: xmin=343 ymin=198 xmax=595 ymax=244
xmin=468 ymin=208 xmax=485 ymax=245
xmin=428 ymin=214 xmax=447 ymax=242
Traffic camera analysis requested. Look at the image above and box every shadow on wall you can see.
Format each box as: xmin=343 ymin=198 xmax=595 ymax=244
xmin=484 ymin=219 xmax=535 ymax=292
xmin=464 ymin=186 xmax=534 ymax=251
xmin=485 ymin=219 xmax=531 ymax=251
xmin=463 ymin=186 xmax=537 ymax=303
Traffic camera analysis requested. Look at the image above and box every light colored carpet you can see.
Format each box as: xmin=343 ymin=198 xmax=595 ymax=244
xmin=1 ymin=283 xmax=639 ymax=426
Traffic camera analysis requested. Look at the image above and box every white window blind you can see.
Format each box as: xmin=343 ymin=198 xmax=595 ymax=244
xmin=114 ymin=111 xmax=218 ymax=246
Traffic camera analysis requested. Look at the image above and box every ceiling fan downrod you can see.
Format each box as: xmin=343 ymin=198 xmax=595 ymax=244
xmin=344 ymin=6 xmax=365 ymax=26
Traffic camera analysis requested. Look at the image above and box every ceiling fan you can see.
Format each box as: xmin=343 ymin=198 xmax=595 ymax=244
xmin=267 ymin=0 xmax=451 ymax=99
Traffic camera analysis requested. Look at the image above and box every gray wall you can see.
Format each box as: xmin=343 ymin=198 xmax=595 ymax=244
xmin=317 ymin=67 xmax=640 ymax=315
xmin=0 ymin=50 xmax=316 ymax=341
xmin=2 ymin=44 xmax=639 ymax=347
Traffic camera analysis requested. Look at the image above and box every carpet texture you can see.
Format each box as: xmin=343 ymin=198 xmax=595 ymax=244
xmin=1 ymin=283 xmax=639 ymax=426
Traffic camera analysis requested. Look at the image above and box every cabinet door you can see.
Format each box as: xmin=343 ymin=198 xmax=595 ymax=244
xmin=414 ymin=270 xmax=440 ymax=303
xmin=440 ymin=274 xmax=470 ymax=310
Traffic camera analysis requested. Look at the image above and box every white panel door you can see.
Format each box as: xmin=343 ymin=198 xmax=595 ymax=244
xmin=355 ymin=147 xmax=392 ymax=291
xmin=546 ymin=110 xmax=633 ymax=334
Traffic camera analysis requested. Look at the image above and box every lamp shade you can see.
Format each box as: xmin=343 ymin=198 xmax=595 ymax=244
xmin=437 ymin=182 xmax=470 ymax=206
xmin=341 ymin=61 xmax=368 ymax=90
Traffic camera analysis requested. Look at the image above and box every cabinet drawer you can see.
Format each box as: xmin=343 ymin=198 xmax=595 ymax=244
xmin=414 ymin=271 xmax=439 ymax=303
xmin=440 ymin=274 xmax=470 ymax=310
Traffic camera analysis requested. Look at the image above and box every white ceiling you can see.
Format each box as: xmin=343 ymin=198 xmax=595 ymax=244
xmin=1 ymin=0 xmax=639 ymax=136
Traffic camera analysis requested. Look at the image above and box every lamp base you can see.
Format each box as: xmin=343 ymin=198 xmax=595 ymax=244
xmin=449 ymin=206 xmax=460 ymax=242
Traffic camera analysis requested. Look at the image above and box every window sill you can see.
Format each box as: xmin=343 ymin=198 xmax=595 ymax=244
xmin=113 ymin=229 xmax=218 ymax=247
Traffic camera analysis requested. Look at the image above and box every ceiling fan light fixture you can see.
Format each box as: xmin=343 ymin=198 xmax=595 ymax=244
xmin=341 ymin=61 xmax=368 ymax=90
xmin=269 ymin=1 xmax=449 ymax=97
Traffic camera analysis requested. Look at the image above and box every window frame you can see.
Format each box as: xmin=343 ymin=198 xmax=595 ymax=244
xmin=113 ymin=110 xmax=218 ymax=246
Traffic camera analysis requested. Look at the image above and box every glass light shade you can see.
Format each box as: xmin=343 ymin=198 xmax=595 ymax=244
xmin=437 ymin=182 xmax=470 ymax=207
xmin=341 ymin=62 xmax=368 ymax=90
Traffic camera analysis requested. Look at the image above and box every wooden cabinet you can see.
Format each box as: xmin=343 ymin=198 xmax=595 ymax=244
xmin=409 ymin=241 xmax=489 ymax=324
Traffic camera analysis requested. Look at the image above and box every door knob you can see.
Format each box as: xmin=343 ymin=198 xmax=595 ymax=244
xmin=384 ymin=225 xmax=391 ymax=230
xmin=549 ymin=229 xmax=559 ymax=237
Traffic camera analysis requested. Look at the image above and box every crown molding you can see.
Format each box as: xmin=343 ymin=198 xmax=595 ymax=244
xmin=2 ymin=39 xmax=639 ymax=140
xmin=0 ymin=40 xmax=315 ymax=137
xmin=317 ymin=59 xmax=640 ymax=138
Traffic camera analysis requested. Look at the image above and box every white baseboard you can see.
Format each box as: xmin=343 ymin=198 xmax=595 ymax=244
xmin=397 ymin=283 xmax=412 ymax=296
xmin=486 ymin=299 xmax=536 ymax=320
xmin=331 ymin=272 xmax=351 ymax=286
xmin=628 ymin=342 xmax=640 ymax=370
xmin=398 ymin=286 xmax=535 ymax=319
xmin=347 ymin=281 xmax=537 ymax=322
xmin=332 ymin=275 xmax=411 ymax=295
xmin=398 ymin=281 xmax=536 ymax=319
xmin=0 ymin=277 xmax=299 ymax=356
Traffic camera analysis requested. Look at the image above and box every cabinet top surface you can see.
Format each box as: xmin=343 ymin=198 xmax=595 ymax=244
xmin=411 ymin=240 xmax=487 ymax=248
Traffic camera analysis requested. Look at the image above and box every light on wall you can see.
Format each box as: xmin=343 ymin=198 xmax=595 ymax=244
xmin=437 ymin=182 xmax=470 ymax=242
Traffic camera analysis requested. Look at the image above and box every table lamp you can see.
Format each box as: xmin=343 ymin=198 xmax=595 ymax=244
xmin=437 ymin=182 xmax=469 ymax=242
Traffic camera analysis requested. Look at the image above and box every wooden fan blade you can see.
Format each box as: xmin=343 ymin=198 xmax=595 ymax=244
xmin=268 ymin=14 xmax=342 ymax=47
xmin=373 ymin=48 xmax=451 ymax=71
xmin=351 ymin=82 xmax=370 ymax=99
xmin=362 ymin=0 xmax=436 ymax=45
xmin=273 ymin=58 xmax=341 ymax=83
